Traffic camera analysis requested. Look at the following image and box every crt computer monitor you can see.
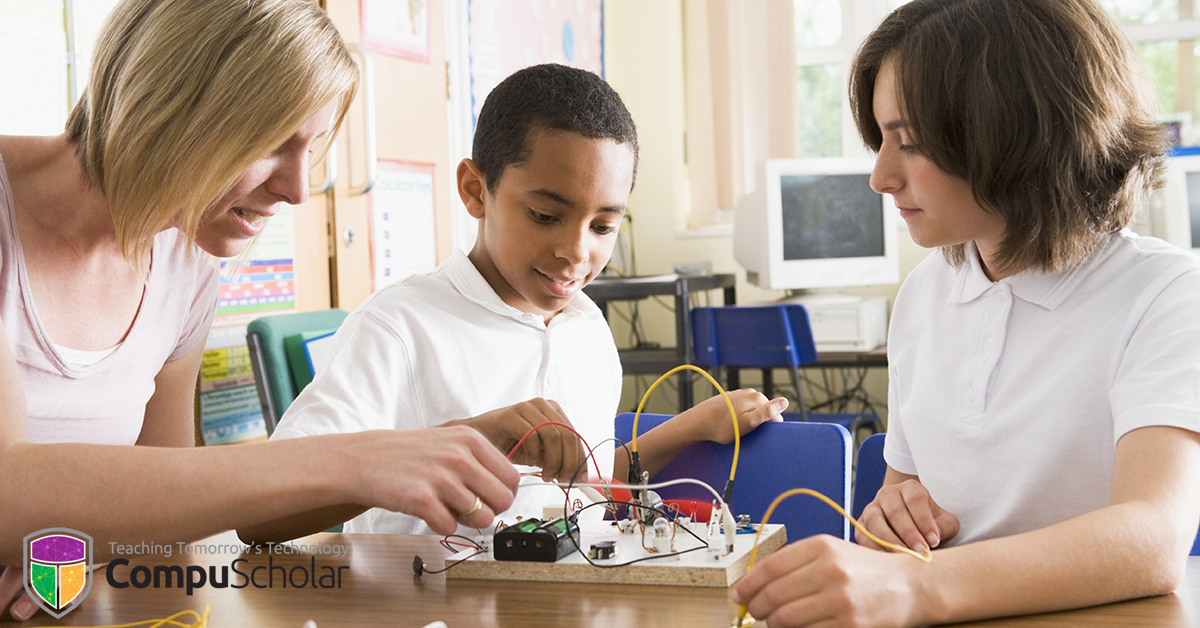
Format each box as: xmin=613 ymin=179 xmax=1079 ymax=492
xmin=734 ymin=158 xmax=900 ymax=296
xmin=1144 ymin=151 xmax=1200 ymax=252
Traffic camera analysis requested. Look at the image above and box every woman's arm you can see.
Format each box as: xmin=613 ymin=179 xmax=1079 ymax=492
xmin=136 ymin=341 xmax=207 ymax=447
xmin=0 ymin=325 xmax=521 ymax=567
xmin=732 ymin=425 xmax=1200 ymax=627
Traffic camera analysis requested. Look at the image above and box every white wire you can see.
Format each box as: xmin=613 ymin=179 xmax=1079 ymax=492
xmin=530 ymin=477 xmax=727 ymax=506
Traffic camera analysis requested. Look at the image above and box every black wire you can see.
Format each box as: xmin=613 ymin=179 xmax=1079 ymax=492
xmin=562 ymin=500 xmax=709 ymax=568
xmin=560 ymin=436 xmax=713 ymax=568
xmin=417 ymin=549 xmax=486 ymax=574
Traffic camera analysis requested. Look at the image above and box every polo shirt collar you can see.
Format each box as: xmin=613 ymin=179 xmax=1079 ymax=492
xmin=440 ymin=249 xmax=601 ymax=326
xmin=947 ymin=239 xmax=1108 ymax=311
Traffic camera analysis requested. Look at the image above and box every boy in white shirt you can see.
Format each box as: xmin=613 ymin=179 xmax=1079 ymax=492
xmin=243 ymin=64 xmax=786 ymax=540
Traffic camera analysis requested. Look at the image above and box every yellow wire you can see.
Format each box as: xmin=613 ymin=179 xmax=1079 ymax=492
xmin=735 ymin=489 xmax=933 ymax=626
xmin=28 ymin=605 xmax=209 ymax=628
xmin=631 ymin=364 xmax=741 ymax=482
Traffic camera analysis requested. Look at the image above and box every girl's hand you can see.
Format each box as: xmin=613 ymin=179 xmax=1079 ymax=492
xmin=732 ymin=535 xmax=927 ymax=628
xmin=856 ymin=478 xmax=959 ymax=553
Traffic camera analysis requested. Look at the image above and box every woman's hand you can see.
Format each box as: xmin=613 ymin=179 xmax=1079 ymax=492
xmin=1 ymin=564 xmax=37 ymax=621
xmin=346 ymin=426 xmax=521 ymax=535
xmin=856 ymin=477 xmax=959 ymax=554
xmin=732 ymin=535 xmax=928 ymax=628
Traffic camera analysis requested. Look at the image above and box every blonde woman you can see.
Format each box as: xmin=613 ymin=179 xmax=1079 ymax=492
xmin=0 ymin=0 xmax=520 ymax=620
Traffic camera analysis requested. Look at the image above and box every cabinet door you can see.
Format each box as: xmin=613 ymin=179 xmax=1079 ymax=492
xmin=324 ymin=0 xmax=455 ymax=312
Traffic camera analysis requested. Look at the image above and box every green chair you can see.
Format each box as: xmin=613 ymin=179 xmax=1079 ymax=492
xmin=246 ymin=308 xmax=349 ymax=435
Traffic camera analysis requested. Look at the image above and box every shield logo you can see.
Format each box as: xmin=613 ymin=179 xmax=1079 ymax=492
xmin=23 ymin=528 xmax=93 ymax=619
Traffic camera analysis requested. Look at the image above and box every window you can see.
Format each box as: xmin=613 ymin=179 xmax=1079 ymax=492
xmin=793 ymin=0 xmax=1198 ymax=156
xmin=1100 ymin=0 xmax=1200 ymax=144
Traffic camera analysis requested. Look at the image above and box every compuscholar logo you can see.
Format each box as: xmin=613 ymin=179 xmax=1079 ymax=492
xmin=23 ymin=528 xmax=93 ymax=619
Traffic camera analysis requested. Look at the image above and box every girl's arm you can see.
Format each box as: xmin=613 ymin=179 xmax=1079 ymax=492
xmin=732 ymin=425 xmax=1200 ymax=627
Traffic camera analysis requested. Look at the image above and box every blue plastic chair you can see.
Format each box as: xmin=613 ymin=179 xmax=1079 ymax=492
xmin=853 ymin=433 xmax=1200 ymax=555
xmin=691 ymin=304 xmax=883 ymax=433
xmin=852 ymin=433 xmax=888 ymax=520
xmin=615 ymin=412 xmax=852 ymax=542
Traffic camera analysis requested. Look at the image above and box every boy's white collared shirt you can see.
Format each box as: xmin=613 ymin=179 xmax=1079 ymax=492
xmin=886 ymin=232 xmax=1200 ymax=546
xmin=273 ymin=249 xmax=623 ymax=535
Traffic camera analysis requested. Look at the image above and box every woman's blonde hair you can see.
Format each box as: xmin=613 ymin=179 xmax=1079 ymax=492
xmin=66 ymin=0 xmax=358 ymax=265
xmin=849 ymin=0 xmax=1168 ymax=275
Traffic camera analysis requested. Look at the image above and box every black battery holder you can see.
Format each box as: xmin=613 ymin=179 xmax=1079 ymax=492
xmin=493 ymin=517 xmax=581 ymax=562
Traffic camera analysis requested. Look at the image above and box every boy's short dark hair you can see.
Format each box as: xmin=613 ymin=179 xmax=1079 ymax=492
xmin=472 ymin=64 xmax=639 ymax=193
xmin=849 ymin=0 xmax=1168 ymax=274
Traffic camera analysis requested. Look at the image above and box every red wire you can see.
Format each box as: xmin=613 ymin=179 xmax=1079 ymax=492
xmin=506 ymin=421 xmax=605 ymax=486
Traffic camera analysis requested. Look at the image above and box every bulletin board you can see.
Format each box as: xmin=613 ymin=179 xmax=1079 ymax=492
xmin=369 ymin=160 xmax=438 ymax=291
xmin=467 ymin=0 xmax=604 ymax=126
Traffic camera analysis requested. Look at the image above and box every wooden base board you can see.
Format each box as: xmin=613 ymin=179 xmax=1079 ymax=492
xmin=445 ymin=522 xmax=787 ymax=588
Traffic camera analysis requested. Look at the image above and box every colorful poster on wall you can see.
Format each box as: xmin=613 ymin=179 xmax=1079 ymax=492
xmin=198 ymin=327 xmax=267 ymax=446
xmin=467 ymin=0 xmax=604 ymax=125
xmin=361 ymin=0 xmax=431 ymax=62
xmin=216 ymin=207 xmax=298 ymax=322
xmin=370 ymin=160 xmax=437 ymax=291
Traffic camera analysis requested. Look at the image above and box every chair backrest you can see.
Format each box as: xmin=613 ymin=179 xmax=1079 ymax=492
xmin=852 ymin=433 xmax=888 ymax=520
xmin=246 ymin=308 xmax=349 ymax=434
xmin=691 ymin=304 xmax=819 ymax=369
xmin=615 ymin=412 xmax=851 ymax=542
xmin=852 ymin=433 xmax=1200 ymax=556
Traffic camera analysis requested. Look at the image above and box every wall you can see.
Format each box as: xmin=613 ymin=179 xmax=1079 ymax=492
xmin=603 ymin=0 xmax=934 ymax=418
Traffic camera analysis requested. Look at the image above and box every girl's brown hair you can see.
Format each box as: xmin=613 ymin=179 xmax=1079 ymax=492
xmin=850 ymin=0 xmax=1169 ymax=274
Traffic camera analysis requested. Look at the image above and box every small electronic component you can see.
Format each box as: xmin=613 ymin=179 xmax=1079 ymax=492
xmin=652 ymin=517 xmax=672 ymax=554
xmin=588 ymin=540 xmax=618 ymax=560
xmin=494 ymin=517 xmax=580 ymax=563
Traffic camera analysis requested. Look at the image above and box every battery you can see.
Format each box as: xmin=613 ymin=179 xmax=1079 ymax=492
xmin=493 ymin=518 xmax=581 ymax=562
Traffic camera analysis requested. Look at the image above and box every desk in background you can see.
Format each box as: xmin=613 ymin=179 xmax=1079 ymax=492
xmin=584 ymin=273 xmax=737 ymax=412
xmin=10 ymin=531 xmax=1200 ymax=628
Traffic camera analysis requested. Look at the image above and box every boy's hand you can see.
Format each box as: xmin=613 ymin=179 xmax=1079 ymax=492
xmin=855 ymin=478 xmax=959 ymax=554
xmin=444 ymin=398 xmax=587 ymax=483
xmin=681 ymin=389 xmax=789 ymax=445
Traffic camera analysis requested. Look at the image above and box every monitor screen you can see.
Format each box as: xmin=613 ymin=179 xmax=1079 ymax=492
xmin=780 ymin=173 xmax=886 ymax=261
xmin=1186 ymin=171 xmax=1200 ymax=247
xmin=1143 ymin=152 xmax=1200 ymax=251
xmin=734 ymin=158 xmax=899 ymax=292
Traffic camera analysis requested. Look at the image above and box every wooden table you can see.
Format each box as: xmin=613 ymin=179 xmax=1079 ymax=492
xmin=6 ymin=532 xmax=1199 ymax=627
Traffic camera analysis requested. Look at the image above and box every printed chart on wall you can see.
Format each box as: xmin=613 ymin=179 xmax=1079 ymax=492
xmin=370 ymin=160 xmax=437 ymax=291
xmin=467 ymin=0 xmax=604 ymax=126
xmin=198 ymin=327 xmax=267 ymax=446
xmin=361 ymin=0 xmax=431 ymax=62
xmin=215 ymin=207 xmax=299 ymax=323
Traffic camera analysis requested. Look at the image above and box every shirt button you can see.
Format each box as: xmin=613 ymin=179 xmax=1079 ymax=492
xmin=964 ymin=388 xmax=975 ymax=402
xmin=984 ymin=338 xmax=994 ymax=352
xmin=548 ymin=373 xmax=560 ymax=387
